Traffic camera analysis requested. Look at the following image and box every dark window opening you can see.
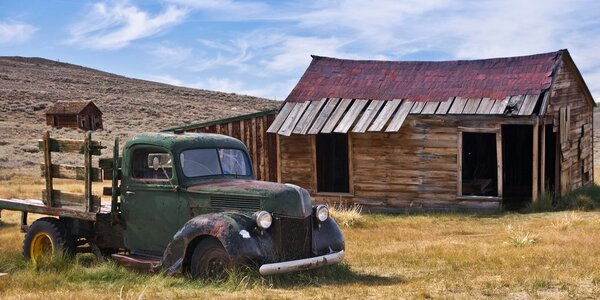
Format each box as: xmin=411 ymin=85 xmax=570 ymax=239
xmin=461 ymin=132 xmax=498 ymax=196
xmin=316 ymin=134 xmax=349 ymax=193
xmin=131 ymin=148 xmax=172 ymax=180
xmin=502 ymin=125 xmax=533 ymax=210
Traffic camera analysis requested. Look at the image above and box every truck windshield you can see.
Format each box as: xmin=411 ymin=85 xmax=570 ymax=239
xmin=180 ymin=148 xmax=251 ymax=177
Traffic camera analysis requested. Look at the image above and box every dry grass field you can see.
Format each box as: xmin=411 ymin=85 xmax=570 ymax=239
xmin=0 ymin=176 xmax=599 ymax=299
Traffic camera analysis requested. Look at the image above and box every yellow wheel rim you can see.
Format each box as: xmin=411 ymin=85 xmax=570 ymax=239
xmin=30 ymin=232 xmax=54 ymax=263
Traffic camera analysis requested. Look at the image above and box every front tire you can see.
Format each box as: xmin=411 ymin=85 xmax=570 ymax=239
xmin=190 ymin=238 xmax=232 ymax=280
xmin=23 ymin=217 xmax=75 ymax=263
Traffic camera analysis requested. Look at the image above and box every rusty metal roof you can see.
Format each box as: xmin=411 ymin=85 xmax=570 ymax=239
xmin=286 ymin=51 xmax=562 ymax=103
xmin=45 ymin=100 xmax=101 ymax=115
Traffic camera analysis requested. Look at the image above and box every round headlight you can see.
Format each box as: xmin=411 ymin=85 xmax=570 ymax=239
xmin=256 ymin=211 xmax=272 ymax=229
xmin=316 ymin=205 xmax=329 ymax=222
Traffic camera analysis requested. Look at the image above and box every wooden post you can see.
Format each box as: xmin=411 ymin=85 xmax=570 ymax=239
xmin=496 ymin=129 xmax=503 ymax=198
xmin=84 ymin=132 xmax=93 ymax=212
xmin=111 ymin=137 xmax=119 ymax=216
xmin=532 ymin=120 xmax=539 ymax=202
xmin=540 ymin=123 xmax=546 ymax=195
xmin=457 ymin=131 xmax=463 ymax=197
xmin=43 ymin=131 xmax=53 ymax=207
xmin=276 ymin=134 xmax=281 ymax=183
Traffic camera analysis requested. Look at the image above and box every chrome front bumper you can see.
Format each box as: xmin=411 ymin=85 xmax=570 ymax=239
xmin=258 ymin=250 xmax=344 ymax=275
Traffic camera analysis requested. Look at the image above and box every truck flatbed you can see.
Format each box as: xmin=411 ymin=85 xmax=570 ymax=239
xmin=0 ymin=198 xmax=110 ymax=221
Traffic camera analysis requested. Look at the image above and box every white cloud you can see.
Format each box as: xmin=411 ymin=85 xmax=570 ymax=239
xmin=0 ymin=21 xmax=37 ymax=44
xmin=68 ymin=1 xmax=187 ymax=50
xmin=167 ymin=0 xmax=269 ymax=19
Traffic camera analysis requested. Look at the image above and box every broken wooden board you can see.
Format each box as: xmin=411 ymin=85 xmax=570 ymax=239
xmin=506 ymin=95 xmax=525 ymax=115
xmin=476 ymin=98 xmax=495 ymax=114
xmin=293 ymin=99 xmax=326 ymax=134
xmin=308 ymin=98 xmax=340 ymax=134
xmin=420 ymin=102 xmax=439 ymax=114
xmin=489 ymin=96 xmax=510 ymax=114
xmin=278 ymin=101 xmax=310 ymax=136
xmin=266 ymin=102 xmax=295 ymax=133
xmin=40 ymin=164 xmax=103 ymax=182
xmin=38 ymin=138 xmax=103 ymax=155
xmin=435 ymin=97 xmax=454 ymax=115
xmin=462 ymin=98 xmax=482 ymax=114
xmin=335 ymin=99 xmax=369 ymax=133
xmin=385 ymin=101 xmax=413 ymax=132
xmin=368 ymin=99 xmax=402 ymax=132
xmin=518 ymin=94 xmax=540 ymax=115
xmin=321 ymin=99 xmax=353 ymax=133
xmin=409 ymin=102 xmax=425 ymax=114
xmin=353 ymin=100 xmax=384 ymax=133
xmin=448 ymin=97 xmax=468 ymax=114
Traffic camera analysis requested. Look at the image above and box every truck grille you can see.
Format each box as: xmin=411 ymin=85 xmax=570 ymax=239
xmin=210 ymin=195 xmax=262 ymax=211
xmin=271 ymin=215 xmax=313 ymax=260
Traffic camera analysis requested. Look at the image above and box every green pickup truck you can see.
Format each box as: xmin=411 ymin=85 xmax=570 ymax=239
xmin=0 ymin=132 xmax=345 ymax=278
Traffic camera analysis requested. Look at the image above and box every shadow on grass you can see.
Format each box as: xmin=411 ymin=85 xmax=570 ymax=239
xmin=220 ymin=263 xmax=406 ymax=289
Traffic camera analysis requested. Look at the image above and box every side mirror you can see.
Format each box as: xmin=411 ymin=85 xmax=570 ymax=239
xmin=147 ymin=153 xmax=172 ymax=170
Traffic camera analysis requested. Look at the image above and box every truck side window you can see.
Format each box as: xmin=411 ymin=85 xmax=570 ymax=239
xmin=132 ymin=148 xmax=173 ymax=180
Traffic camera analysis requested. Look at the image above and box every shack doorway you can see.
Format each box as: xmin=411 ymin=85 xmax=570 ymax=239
xmin=461 ymin=132 xmax=498 ymax=197
xmin=502 ymin=125 xmax=533 ymax=210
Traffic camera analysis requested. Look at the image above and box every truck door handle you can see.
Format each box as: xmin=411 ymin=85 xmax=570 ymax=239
xmin=125 ymin=191 xmax=135 ymax=195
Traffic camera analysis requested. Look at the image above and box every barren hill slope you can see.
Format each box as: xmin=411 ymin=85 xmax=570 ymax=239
xmin=0 ymin=56 xmax=279 ymax=176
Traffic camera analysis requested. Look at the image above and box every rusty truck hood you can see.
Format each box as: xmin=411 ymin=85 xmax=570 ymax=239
xmin=184 ymin=179 xmax=312 ymax=218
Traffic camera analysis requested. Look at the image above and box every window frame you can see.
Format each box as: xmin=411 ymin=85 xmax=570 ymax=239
xmin=178 ymin=147 xmax=253 ymax=179
xmin=457 ymin=127 xmax=503 ymax=200
xmin=129 ymin=146 xmax=175 ymax=183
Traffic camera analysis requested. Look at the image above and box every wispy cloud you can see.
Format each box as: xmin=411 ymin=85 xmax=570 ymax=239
xmin=68 ymin=1 xmax=187 ymax=50
xmin=0 ymin=21 xmax=37 ymax=44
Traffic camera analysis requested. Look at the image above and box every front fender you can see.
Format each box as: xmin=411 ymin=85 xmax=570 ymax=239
xmin=160 ymin=212 xmax=275 ymax=275
xmin=313 ymin=217 xmax=345 ymax=255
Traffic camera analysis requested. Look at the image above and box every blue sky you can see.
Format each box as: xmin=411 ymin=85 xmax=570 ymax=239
xmin=0 ymin=0 xmax=599 ymax=101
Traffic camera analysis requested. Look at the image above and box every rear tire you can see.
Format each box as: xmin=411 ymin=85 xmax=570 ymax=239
xmin=23 ymin=217 xmax=75 ymax=263
xmin=189 ymin=238 xmax=232 ymax=280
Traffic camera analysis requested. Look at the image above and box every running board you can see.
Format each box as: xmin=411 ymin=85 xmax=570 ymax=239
xmin=111 ymin=254 xmax=161 ymax=272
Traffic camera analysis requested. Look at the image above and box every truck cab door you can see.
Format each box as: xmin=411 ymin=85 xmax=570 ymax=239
xmin=121 ymin=146 xmax=184 ymax=257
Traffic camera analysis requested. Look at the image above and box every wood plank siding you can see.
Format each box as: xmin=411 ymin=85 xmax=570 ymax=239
xmin=545 ymin=58 xmax=594 ymax=194
xmin=278 ymin=116 xmax=511 ymax=212
xmin=166 ymin=110 xmax=279 ymax=182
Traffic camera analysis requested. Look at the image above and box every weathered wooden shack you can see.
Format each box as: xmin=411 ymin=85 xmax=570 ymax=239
xmin=267 ymin=49 xmax=595 ymax=212
xmin=46 ymin=100 xmax=103 ymax=131
xmin=163 ymin=110 xmax=278 ymax=182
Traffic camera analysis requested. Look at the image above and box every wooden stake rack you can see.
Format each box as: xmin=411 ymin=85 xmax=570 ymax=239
xmin=39 ymin=131 xmax=105 ymax=213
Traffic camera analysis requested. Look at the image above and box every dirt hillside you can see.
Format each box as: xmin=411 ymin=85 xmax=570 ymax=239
xmin=0 ymin=56 xmax=279 ymax=177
